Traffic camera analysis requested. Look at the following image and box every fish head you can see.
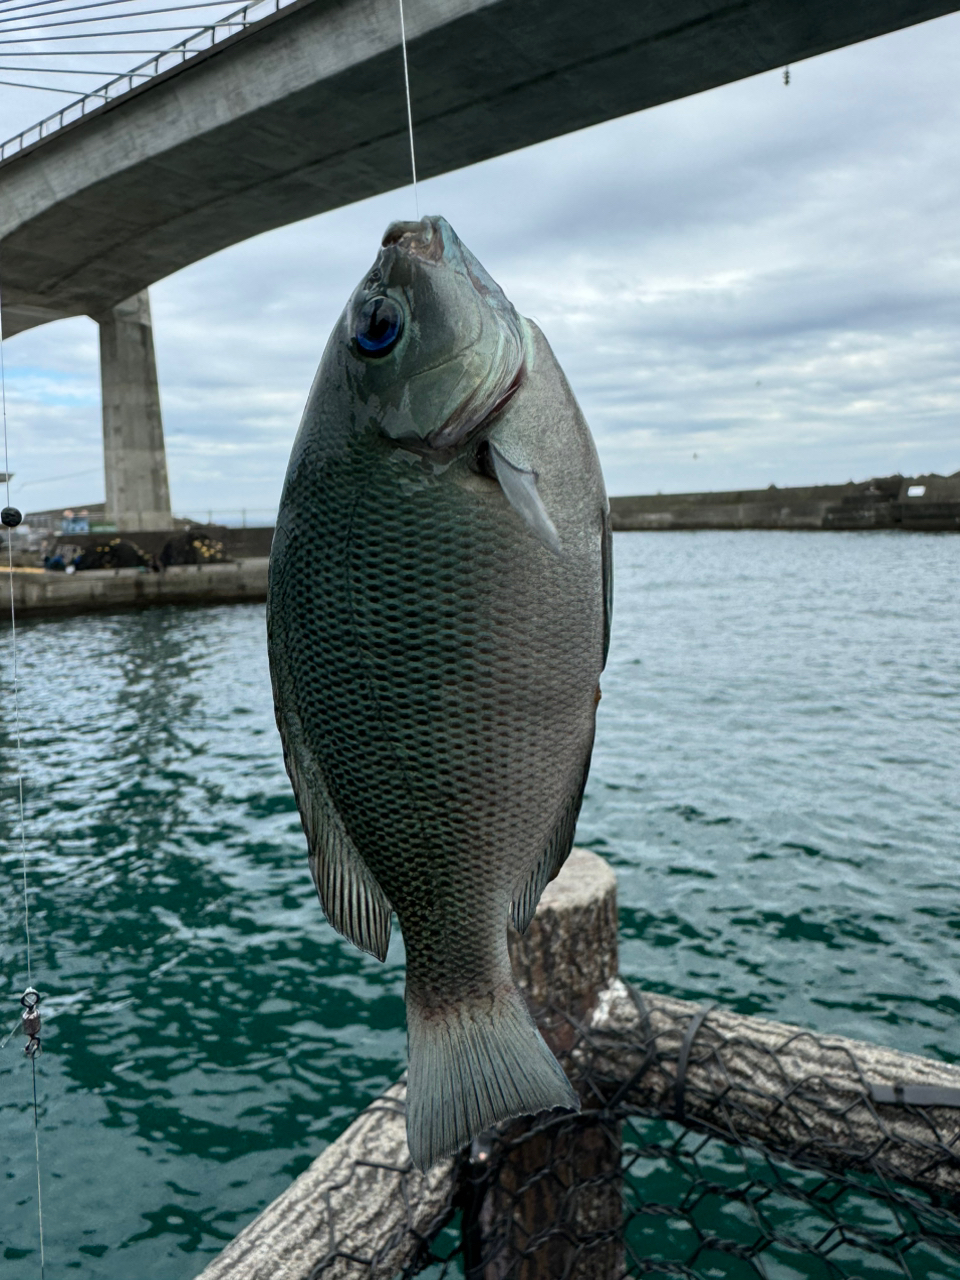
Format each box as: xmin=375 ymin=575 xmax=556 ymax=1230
xmin=344 ymin=216 xmax=525 ymax=451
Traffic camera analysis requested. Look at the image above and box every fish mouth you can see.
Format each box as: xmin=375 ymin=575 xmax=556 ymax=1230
xmin=375 ymin=215 xmax=527 ymax=453
xmin=382 ymin=217 xmax=445 ymax=263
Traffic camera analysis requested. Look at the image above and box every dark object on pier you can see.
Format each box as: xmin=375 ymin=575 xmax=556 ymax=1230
xmin=611 ymin=470 xmax=960 ymax=532
xmin=194 ymin=851 xmax=960 ymax=1280
xmin=51 ymin=524 xmax=272 ymax=564
xmin=159 ymin=532 xmax=228 ymax=567
xmin=73 ymin=538 xmax=155 ymax=571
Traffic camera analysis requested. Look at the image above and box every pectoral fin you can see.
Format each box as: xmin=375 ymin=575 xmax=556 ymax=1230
xmin=489 ymin=444 xmax=562 ymax=555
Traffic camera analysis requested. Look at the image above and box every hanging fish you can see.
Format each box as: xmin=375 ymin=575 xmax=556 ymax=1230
xmin=267 ymin=216 xmax=612 ymax=1171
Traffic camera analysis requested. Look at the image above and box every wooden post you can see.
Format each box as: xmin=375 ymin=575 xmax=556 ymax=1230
xmin=193 ymin=850 xmax=960 ymax=1279
xmin=464 ymin=849 xmax=625 ymax=1280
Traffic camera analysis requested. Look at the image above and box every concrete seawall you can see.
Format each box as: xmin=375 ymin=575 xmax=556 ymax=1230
xmin=610 ymin=472 xmax=960 ymax=532
xmin=2 ymin=558 xmax=268 ymax=619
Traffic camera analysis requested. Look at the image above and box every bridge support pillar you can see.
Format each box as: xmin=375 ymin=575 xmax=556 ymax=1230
xmin=98 ymin=288 xmax=174 ymax=532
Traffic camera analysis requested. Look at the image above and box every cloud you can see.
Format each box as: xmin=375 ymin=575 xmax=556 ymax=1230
xmin=3 ymin=9 xmax=960 ymax=515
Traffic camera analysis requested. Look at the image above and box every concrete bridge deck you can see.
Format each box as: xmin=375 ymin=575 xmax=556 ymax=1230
xmin=2 ymin=0 xmax=956 ymax=535
xmin=3 ymin=0 xmax=959 ymax=337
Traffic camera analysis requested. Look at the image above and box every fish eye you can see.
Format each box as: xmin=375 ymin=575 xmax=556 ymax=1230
xmin=355 ymin=295 xmax=403 ymax=356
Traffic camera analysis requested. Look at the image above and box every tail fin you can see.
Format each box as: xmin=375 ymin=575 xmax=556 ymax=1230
xmin=405 ymin=983 xmax=579 ymax=1171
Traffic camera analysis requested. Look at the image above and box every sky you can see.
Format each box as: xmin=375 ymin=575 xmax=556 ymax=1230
xmin=2 ymin=7 xmax=960 ymax=520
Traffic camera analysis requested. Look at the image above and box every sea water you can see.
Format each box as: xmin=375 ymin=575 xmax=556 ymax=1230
xmin=1 ymin=531 xmax=958 ymax=1276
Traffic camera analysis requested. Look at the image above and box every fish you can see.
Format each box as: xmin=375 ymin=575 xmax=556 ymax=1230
xmin=267 ymin=215 xmax=612 ymax=1171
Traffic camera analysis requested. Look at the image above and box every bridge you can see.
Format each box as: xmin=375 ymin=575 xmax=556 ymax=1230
xmin=2 ymin=0 xmax=957 ymax=530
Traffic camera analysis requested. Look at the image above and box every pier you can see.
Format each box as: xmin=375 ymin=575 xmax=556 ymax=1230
xmin=2 ymin=559 xmax=268 ymax=618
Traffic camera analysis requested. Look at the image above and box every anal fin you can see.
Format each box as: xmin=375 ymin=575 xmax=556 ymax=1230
xmin=511 ymin=798 xmax=577 ymax=934
xmin=511 ymin=747 xmax=592 ymax=934
xmin=284 ymin=744 xmax=392 ymax=961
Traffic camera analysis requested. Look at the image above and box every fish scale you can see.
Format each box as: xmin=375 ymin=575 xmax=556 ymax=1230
xmin=268 ymin=215 xmax=610 ymax=1168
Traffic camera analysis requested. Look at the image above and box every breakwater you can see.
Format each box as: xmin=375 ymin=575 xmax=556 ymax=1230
xmin=610 ymin=470 xmax=960 ymax=531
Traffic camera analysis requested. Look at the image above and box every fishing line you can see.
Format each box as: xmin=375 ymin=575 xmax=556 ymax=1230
xmin=397 ymin=0 xmax=418 ymax=217
xmin=1 ymin=249 xmax=46 ymax=1278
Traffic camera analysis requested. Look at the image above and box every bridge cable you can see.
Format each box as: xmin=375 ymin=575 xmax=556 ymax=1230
xmin=0 ymin=0 xmax=254 ymax=23
xmin=0 ymin=16 xmax=251 ymax=36
xmin=0 ymin=77 xmax=83 ymax=89
xmin=0 ymin=249 xmax=46 ymax=1279
xmin=0 ymin=25 xmax=248 ymax=40
xmin=397 ymin=0 xmax=418 ymax=217
xmin=0 ymin=64 xmax=155 ymax=72
xmin=0 ymin=46 xmax=182 ymax=53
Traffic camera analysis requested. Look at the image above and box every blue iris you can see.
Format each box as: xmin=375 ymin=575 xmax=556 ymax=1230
xmin=355 ymin=296 xmax=403 ymax=356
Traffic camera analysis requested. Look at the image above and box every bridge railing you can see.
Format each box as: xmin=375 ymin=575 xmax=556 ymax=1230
xmin=0 ymin=0 xmax=300 ymax=164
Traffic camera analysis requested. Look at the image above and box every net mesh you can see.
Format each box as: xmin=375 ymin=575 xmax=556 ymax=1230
xmin=293 ymin=981 xmax=960 ymax=1280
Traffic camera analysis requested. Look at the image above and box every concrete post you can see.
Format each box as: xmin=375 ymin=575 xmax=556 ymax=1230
xmin=97 ymin=289 xmax=173 ymax=532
